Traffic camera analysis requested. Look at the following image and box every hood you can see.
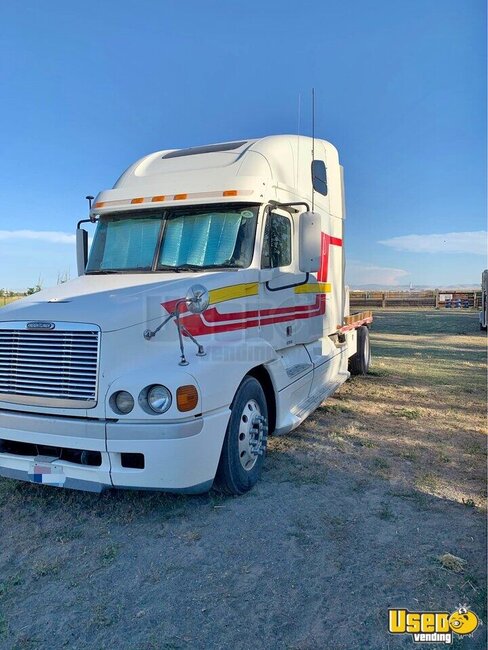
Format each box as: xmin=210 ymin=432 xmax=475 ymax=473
xmin=0 ymin=273 xmax=229 ymax=332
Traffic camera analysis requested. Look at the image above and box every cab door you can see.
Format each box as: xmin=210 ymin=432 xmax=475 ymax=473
xmin=258 ymin=208 xmax=306 ymax=350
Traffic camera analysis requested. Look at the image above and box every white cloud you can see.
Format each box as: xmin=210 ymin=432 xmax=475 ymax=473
xmin=379 ymin=231 xmax=487 ymax=255
xmin=0 ymin=230 xmax=75 ymax=244
xmin=346 ymin=261 xmax=409 ymax=286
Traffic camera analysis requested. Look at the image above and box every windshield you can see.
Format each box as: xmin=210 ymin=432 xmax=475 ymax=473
xmin=86 ymin=204 xmax=259 ymax=273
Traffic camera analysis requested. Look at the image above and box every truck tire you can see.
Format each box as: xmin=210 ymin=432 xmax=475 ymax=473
xmin=216 ymin=376 xmax=269 ymax=495
xmin=349 ymin=325 xmax=371 ymax=375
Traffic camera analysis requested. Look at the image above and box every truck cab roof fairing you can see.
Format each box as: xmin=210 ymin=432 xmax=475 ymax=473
xmin=105 ymin=135 xmax=342 ymax=220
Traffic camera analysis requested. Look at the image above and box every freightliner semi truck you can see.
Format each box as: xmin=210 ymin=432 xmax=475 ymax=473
xmin=0 ymin=135 xmax=372 ymax=495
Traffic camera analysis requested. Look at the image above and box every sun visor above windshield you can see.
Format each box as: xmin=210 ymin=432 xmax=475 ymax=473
xmin=91 ymin=174 xmax=268 ymax=216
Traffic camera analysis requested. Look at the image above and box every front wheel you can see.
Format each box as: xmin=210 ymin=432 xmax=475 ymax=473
xmin=349 ymin=325 xmax=371 ymax=375
xmin=216 ymin=376 xmax=268 ymax=495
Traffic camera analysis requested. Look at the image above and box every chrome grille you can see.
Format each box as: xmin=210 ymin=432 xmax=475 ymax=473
xmin=0 ymin=322 xmax=100 ymax=408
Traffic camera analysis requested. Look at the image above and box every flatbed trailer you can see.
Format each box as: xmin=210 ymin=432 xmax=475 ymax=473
xmin=338 ymin=310 xmax=374 ymax=333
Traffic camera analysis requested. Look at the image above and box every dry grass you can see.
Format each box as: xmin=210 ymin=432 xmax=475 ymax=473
xmin=0 ymin=296 xmax=22 ymax=307
xmin=268 ymin=309 xmax=486 ymax=509
xmin=438 ymin=553 xmax=467 ymax=573
xmin=0 ymin=308 xmax=486 ymax=649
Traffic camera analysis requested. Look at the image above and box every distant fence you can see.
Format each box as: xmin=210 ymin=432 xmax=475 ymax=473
xmin=350 ymin=290 xmax=482 ymax=309
xmin=1 ymin=296 xmax=22 ymax=307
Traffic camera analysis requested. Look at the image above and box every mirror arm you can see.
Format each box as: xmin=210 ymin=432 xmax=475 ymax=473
xmin=77 ymin=216 xmax=98 ymax=229
xmin=143 ymin=294 xmax=207 ymax=365
xmin=76 ymin=217 xmax=98 ymax=276
xmin=268 ymin=200 xmax=310 ymax=214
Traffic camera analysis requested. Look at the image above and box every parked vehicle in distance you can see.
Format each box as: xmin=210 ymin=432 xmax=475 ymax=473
xmin=480 ymin=269 xmax=488 ymax=331
xmin=0 ymin=135 xmax=372 ymax=495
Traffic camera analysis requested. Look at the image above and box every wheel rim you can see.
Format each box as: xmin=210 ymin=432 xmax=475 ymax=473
xmin=238 ymin=399 xmax=266 ymax=471
xmin=364 ymin=333 xmax=370 ymax=366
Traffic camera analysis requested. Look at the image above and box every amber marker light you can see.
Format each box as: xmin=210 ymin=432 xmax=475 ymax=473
xmin=223 ymin=190 xmax=238 ymax=196
xmin=94 ymin=202 xmax=105 ymax=208
xmin=176 ymin=385 xmax=198 ymax=412
xmin=131 ymin=197 xmax=144 ymax=204
xmin=174 ymin=193 xmax=188 ymax=200
xmin=151 ymin=195 xmax=165 ymax=202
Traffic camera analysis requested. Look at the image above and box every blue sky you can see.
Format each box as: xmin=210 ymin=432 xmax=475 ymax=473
xmin=0 ymin=0 xmax=486 ymax=290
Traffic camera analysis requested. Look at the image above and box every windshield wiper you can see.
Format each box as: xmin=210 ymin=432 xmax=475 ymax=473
xmin=87 ymin=264 xmax=237 ymax=275
xmin=157 ymin=265 xmax=186 ymax=273
xmin=174 ymin=265 xmax=206 ymax=272
xmin=85 ymin=270 xmax=119 ymax=275
xmin=86 ymin=269 xmax=154 ymax=274
xmin=158 ymin=264 xmax=202 ymax=272
xmin=158 ymin=263 xmax=237 ymax=272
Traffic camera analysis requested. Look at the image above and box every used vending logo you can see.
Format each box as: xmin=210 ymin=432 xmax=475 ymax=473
xmin=388 ymin=606 xmax=479 ymax=644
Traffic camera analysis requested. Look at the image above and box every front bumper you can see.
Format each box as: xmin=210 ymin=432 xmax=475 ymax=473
xmin=0 ymin=408 xmax=230 ymax=493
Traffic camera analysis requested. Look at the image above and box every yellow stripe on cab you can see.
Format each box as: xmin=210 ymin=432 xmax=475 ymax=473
xmin=294 ymin=282 xmax=332 ymax=294
xmin=209 ymin=283 xmax=259 ymax=305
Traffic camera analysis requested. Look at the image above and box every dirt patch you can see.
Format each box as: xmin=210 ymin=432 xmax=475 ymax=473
xmin=0 ymin=309 xmax=486 ymax=649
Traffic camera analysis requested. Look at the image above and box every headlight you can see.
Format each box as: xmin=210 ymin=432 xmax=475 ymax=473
xmin=111 ymin=390 xmax=134 ymax=414
xmin=146 ymin=385 xmax=172 ymax=413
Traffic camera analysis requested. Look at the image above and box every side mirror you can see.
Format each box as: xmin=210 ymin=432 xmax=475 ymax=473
xmin=299 ymin=212 xmax=321 ymax=273
xmin=76 ymin=228 xmax=88 ymax=276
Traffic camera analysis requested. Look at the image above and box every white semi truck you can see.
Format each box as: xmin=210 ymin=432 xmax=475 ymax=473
xmin=0 ymin=135 xmax=372 ymax=494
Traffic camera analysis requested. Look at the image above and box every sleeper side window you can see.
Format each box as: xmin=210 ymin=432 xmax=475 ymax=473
xmin=311 ymin=160 xmax=328 ymax=196
xmin=261 ymin=212 xmax=292 ymax=268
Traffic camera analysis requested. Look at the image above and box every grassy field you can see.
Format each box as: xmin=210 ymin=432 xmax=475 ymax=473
xmin=0 ymin=297 xmax=22 ymax=308
xmin=0 ymin=309 xmax=486 ymax=649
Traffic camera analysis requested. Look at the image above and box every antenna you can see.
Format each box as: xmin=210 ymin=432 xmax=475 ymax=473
xmin=297 ymin=93 xmax=301 ymax=188
xmin=311 ymin=87 xmax=315 ymax=212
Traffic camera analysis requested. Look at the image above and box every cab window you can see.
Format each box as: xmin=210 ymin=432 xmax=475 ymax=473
xmin=312 ymin=159 xmax=328 ymax=196
xmin=261 ymin=212 xmax=292 ymax=268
